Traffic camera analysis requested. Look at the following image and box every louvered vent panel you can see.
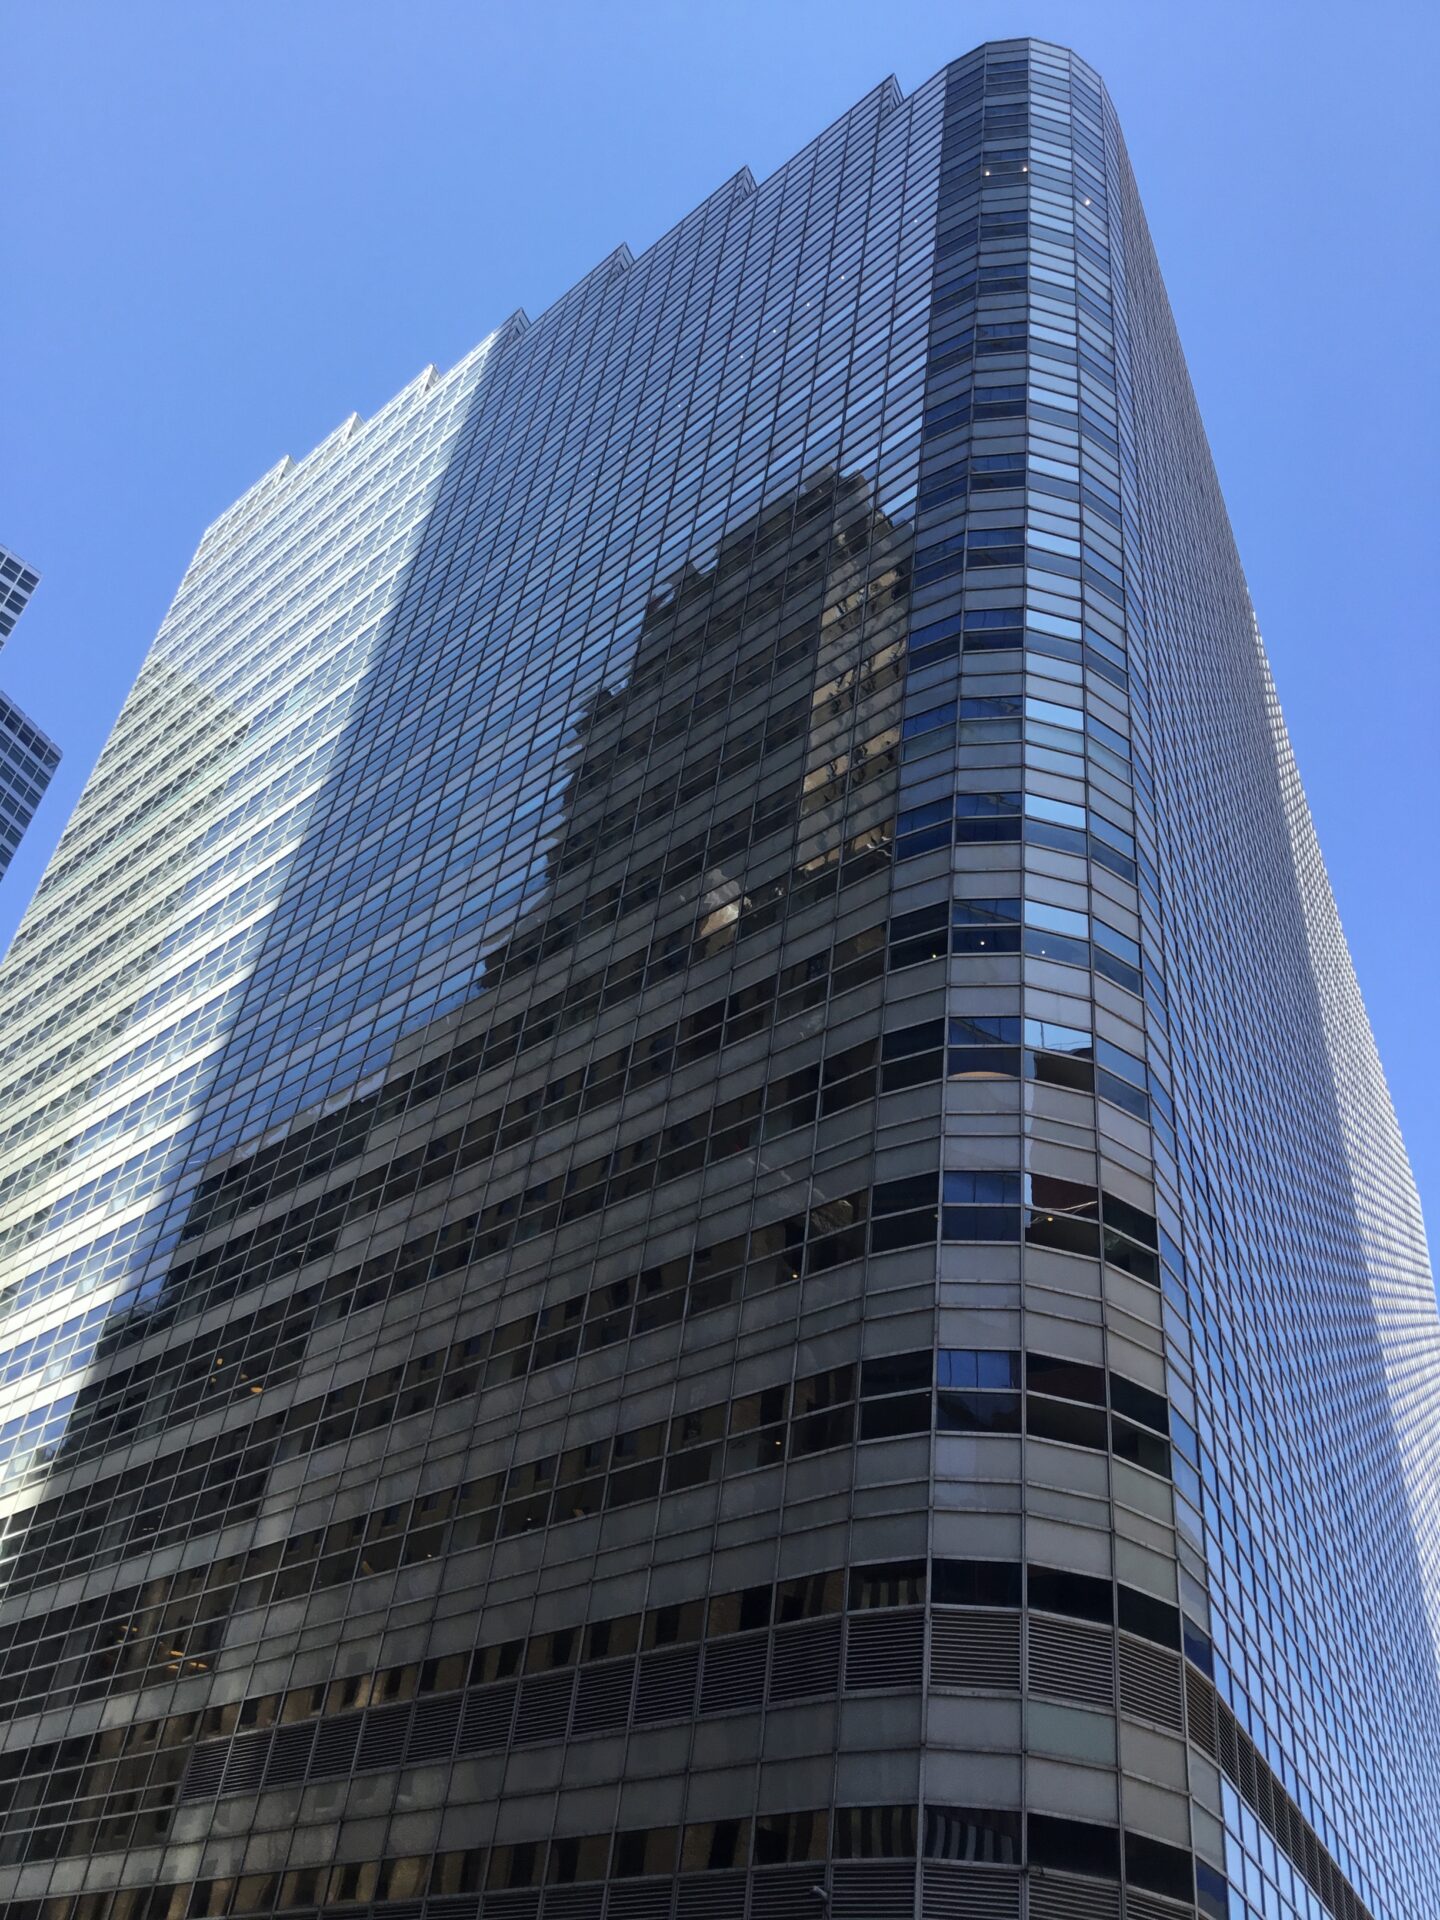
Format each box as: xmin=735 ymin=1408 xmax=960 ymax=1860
xmin=311 ymin=1710 xmax=363 ymax=1778
xmin=427 ymin=1898 xmax=482 ymax=1920
xmin=1303 ymin=1830 xmax=1323 ymax=1891
xmin=1215 ymin=1703 xmax=1238 ymax=1776
xmin=458 ymin=1680 xmax=517 ymax=1753
xmin=1028 ymin=1616 xmax=1113 ymax=1708
xmin=539 ymin=1888 xmax=604 ymax=1919
xmin=831 ymin=1861 xmax=914 ymax=1916
xmin=1235 ymin=1732 xmax=1259 ymax=1807
xmin=427 ymin=1898 xmax=481 ymax=1920
xmin=1293 ymin=1811 xmax=1318 ymax=1885
xmin=483 ymin=1894 xmax=541 ymax=1920
xmin=1256 ymin=1761 xmax=1277 ymax=1828
xmin=405 ymin=1695 xmax=462 ymax=1765
xmin=920 ymin=1863 xmax=1020 ymax=1918
xmin=382 ymin=1903 xmax=424 ymax=1920
xmin=220 ymin=1727 xmax=272 ymax=1795
xmin=572 ymin=1657 xmax=635 ymax=1736
xmin=514 ymin=1669 xmax=575 ymax=1745
xmin=179 ymin=1741 xmax=228 ymax=1802
xmin=633 ymin=1644 xmax=700 ymax=1723
xmin=604 ymin=1883 xmax=674 ymax=1919
xmin=1183 ymin=1669 xmax=1217 ymax=1758
xmin=1118 ymin=1637 xmax=1183 ymax=1731
xmin=1028 ymin=1879 xmax=1119 ymax=1920
xmin=263 ymin=1721 xmax=317 ymax=1787
xmin=768 ymin=1617 xmax=842 ymax=1702
xmin=698 ymin=1633 xmax=768 ymax=1716
xmin=1124 ymin=1894 xmax=1193 ymax=1920
xmin=1278 ymin=1798 xmax=1304 ymax=1867
xmin=929 ymin=1609 xmax=1021 ymax=1690
xmin=673 ymin=1871 xmax=747 ymax=1918
xmin=845 ymin=1608 xmax=924 ymax=1691
xmin=748 ymin=1867 xmax=825 ymax=1919
xmin=357 ymin=1701 xmax=411 ymax=1771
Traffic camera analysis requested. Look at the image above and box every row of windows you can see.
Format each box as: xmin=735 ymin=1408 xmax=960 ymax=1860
xmin=0 ymin=1527 xmax=1364 ymax=1911
xmin=179 ymin=896 xmax=888 ymax=1255
xmin=0 ymin=832 xmax=1148 ymax=1444
xmin=0 ymin=1053 xmax=213 ymax=1235
xmin=0 ymin=917 xmax=1166 ymax=1481
xmin=27 ymin=460 xmax=456 ymax=909
xmin=43 ymin=376 xmax=465 ymax=866
xmin=2 ymin=1554 xmax=1193 ymax=1827
xmin=0 ymin=761 xmax=894 ymax=1361
xmin=0 ymin=1304 xmax=1170 ymax=1608
xmin=164 ymin=860 xmax=1144 ymax=1339
xmin=0 ymin=903 xmax=883 ymax=1472
xmin=0 ymin=1804 xmax=1222 ymax=1920
xmin=0 ymin=623 xmax=845 ymax=1275
xmin=5 ymin=476 xmax=906 ymax=1244
xmin=0 ymin=697 xmax=56 ymax=769
xmin=5 ymin=393 xmax=906 ymax=1182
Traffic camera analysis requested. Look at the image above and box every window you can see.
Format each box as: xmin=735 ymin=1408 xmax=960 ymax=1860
xmin=547 ymin=1835 xmax=609 ymax=1885
xmin=1025 ymin=1016 xmax=1093 ymax=1091
xmin=1118 ymin=1586 xmax=1180 ymax=1649
xmin=834 ymin=1805 xmax=917 ymax=1857
xmin=947 ymin=1014 xmax=1020 ymax=1079
xmin=942 ymin=1169 xmax=1021 ymax=1240
xmin=938 ymin=1348 xmax=1021 ymax=1433
xmin=754 ymin=1810 xmax=826 ymax=1865
xmin=612 ymin=1828 xmax=678 ymax=1879
xmin=1028 ymin=1565 xmax=1112 ymax=1625
xmin=955 ymin=790 xmax=1021 ymax=844
xmin=923 ymin=1805 xmax=1020 ymax=1864
xmin=1027 ymin=1814 xmax=1119 ymax=1880
xmin=1026 ymin=1174 xmax=1101 ymax=1258
xmin=848 ymin=1560 xmax=926 ymax=1609
xmin=951 ymin=896 xmax=1020 ymax=953
xmin=1125 ymin=1832 xmax=1195 ymax=1903
xmin=681 ymin=1820 xmax=750 ymax=1873
xmin=486 ymin=1844 xmax=539 ymax=1891
xmin=1023 ymin=899 xmax=1091 ymax=968
xmin=931 ymin=1559 xmax=1021 ymax=1608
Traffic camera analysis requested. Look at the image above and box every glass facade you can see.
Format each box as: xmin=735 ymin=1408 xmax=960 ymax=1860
xmin=0 ymin=38 xmax=1434 ymax=1920
xmin=0 ymin=550 xmax=42 ymax=649
xmin=0 ymin=547 xmax=59 ymax=884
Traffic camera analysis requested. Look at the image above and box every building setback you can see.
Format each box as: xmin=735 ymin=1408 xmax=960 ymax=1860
xmin=0 ymin=38 xmax=1435 ymax=1920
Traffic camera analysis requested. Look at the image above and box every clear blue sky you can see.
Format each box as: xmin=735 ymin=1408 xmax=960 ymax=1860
xmin=3 ymin=1 xmax=1437 ymax=1244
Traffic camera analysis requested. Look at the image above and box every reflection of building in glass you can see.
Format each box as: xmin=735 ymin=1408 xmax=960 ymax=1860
xmin=0 ymin=546 xmax=59 ymax=884
xmin=0 ymin=39 xmax=1436 ymax=1920
xmin=471 ymin=467 xmax=905 ymax=999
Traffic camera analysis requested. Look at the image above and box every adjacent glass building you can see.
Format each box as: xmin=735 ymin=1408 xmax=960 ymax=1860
xmin=0 ymin=551 xmax=42 ymax=648
xmin=0 ymin=691 xmax=58 ymax=886
xmin=0 ymin=39 xmax=1435 ymax=1920
xmin=0 ymin=548 xmax=60 ymax=885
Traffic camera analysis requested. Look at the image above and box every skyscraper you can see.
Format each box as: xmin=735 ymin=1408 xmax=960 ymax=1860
xmin=0 ymin=551 xmax=42 ymax=647
xmin=0 ymin=548 xmax=60 ymax=885
xmin=0 ymin=33 xmax=1434 ymax=1920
